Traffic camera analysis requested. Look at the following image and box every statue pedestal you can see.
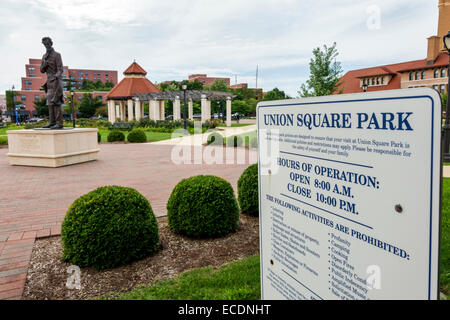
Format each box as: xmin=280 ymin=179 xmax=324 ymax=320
xmin=7 ymin=128 xmax=99 ymax=167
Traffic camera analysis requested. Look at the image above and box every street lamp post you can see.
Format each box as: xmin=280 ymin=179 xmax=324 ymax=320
xmin=182 ymin=84 xmax=187 ymax=131
xmin=443 ymin=31 xmax=450 ymax=162
xmin=71 ymin=90 xmax=75 ymax=128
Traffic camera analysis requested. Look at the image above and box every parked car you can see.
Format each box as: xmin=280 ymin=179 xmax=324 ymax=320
xmin=165 ymin=115 xmax=173 ymax=121
xmin=192 ymin=114 xmax=201 ymax=119
xmin=26 ymin=117 xmax=45 ymax=123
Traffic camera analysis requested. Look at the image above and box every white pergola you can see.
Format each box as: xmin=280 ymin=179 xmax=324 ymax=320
xmin=108 ymin=90 xmax=234 ymax=127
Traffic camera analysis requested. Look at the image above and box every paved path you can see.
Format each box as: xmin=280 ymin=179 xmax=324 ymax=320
xmin=151 ymin=125 xmax=257 ymax=146
xmin=0 ymin=143 xmax=256 ymax=299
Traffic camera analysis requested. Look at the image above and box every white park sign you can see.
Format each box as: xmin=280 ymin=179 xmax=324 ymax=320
xmin=257 ymin=88 xmax=442 ymax=300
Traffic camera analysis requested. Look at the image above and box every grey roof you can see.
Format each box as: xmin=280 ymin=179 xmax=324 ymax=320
xmin=133 ymin=90 xmax=235 ymax=101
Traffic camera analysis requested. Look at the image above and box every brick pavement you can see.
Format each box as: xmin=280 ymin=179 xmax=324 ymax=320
xmin=0 ymin=143 xmax=257 ymax=299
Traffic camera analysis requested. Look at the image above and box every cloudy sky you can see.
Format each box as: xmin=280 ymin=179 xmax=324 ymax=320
xmin=0 ymin=0 xmax=439 ymax=97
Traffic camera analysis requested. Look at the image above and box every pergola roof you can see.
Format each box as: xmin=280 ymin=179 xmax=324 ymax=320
xmin=106 ymin=61 xmax=160 ymax=100
xmin=133 ymin=90 xmax=235 ymax=102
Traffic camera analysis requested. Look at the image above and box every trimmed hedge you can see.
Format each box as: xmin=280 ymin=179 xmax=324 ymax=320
xmin=97 ymin=131 xmax=102 ymax=143
xmin=167 ymin=175 xmax=239 ymax=238
xmin=226 ymin=135 xmax=243 ymax=147
xmin=207 ymin=132 xmax=223 ymax=145
xmin=107 ymin=130 xmax=125 ymax=142
xmin=238 ymin=164 xmax=259 ymax=216
xmin=127 ymin=129 xmax=147 ymax=143
xmin=61 ymin=186 xmax=159 ymax=270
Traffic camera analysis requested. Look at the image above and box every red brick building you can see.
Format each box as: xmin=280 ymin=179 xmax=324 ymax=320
xmin=338 ymin=0 xmax=449 ymax=95
xmin=16 ymin=58 xmax=118 ymax=113
xmin=188 ymin=74 xmax=231 ymax=87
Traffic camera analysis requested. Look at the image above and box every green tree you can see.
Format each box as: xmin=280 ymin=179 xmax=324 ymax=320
xmin=94 ymin=80 xmax=104 ymax=90
xmin=246 ymin=98 xmax=258 ymax=115
xmin=5 ymin=90 xmax=20 ymax=110
xmin=33 ymin=96 xmax=49 ymax=117
xmin=187 ymin=79 xmax=204 ymax=90
xmin=231 ymin=100 xmax=249 ymax=115
xmin=263 ymin=88 xmax=290 ymax=101
xmin=78 ymin=93 xmax=105 ymax=118
xmin=209 ymin=79 xmax=229 ymax=92
xmin=299 ymin=42 xmax=343 ymax=97
xmin=209 ymin=80 xmax=229 ymax=115
xmin=81 ymin=79 xmax=96 ymax=91
xmin=233 ymin=87 xmax=256 ymax=101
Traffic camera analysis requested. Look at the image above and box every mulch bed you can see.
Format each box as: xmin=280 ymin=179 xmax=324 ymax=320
xmin=22 ymin=215 xmax=260 ymax=300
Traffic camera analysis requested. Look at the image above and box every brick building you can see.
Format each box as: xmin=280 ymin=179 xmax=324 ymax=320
xmin=16 ymin=58 xmax=118 ymax=112
xmin=338 ymin=0 xmax=449 ymax=94
xmin=188 ymin=74 xmax=231 ymax=87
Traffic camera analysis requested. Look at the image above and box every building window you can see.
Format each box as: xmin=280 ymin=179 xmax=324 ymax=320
xmin=381 ymin=77 xmax=385 ymax=84
xmin=35 ymin=95 xmax=40 ymax=100
xmin=21 ymin=95 xmax=26 ymax=101
xmin=28 ymin=67 xmax=35 ymax=71
xmin=442 ymin=69 xmax=447 ymax=78
xmin=29 ymin=73 xmax=35 ymax=77
xmin=441 ymin=85 xmax=446 ymax=93
xmin=433 ymin=85 xmax=439 ymax=91
xmin=421 ymin=71 xmax=426 ymax=80
xmin=415 ymin=72 xmax=420 ymax=80
xmin=434 ymin=70 xmax=439 ymax=78
xmin=409 ymin=73 xmax=414 ymax=81
xmin=376 ymin=78 xmax=380 ymax=85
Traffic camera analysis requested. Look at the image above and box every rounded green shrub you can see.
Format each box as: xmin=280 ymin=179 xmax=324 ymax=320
xmin=167 ymin=175 xmax=239 ymax=238
xmin=107 ymin=130 xmax=125 ymax=142
xmin=226 ymin=135 xmax=243 ymax=147
xmin=238 ymin=164 xmax=259 ymax=216
xmin=97 ymin=131 xmax=102 ymax=143
xmin=207 ymin=132 xmax=223 ymax=145
xmin=61 ymin=186 xmax=159 ymax=270
xmin=127 ymin=129 xmax=147 ymax=143
xmin=249 ymin=137 xmax=258 ymax=148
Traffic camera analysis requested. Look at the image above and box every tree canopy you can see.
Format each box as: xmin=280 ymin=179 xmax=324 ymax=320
xmin=78 ymin=93 xmax=105 ymax=118
xmin=299 ymin=42 xmax=343 ymax=97
xmin=263 ymin=88 xmax=290 ymax=101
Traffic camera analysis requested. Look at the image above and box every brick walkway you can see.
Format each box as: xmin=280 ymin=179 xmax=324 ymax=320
xmin=0 ymin=143 xmax=257 ymax=299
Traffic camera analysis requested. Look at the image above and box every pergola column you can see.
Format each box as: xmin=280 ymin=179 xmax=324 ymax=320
xmin=173 ymin=96 xmax=181 ymax=121
xmin=127 ymin=99 xmax=134 ymax=122
xmin=120 ymin=101 xmax=126 ymax=121
xmin=188 ymin=99 xmax=193 ymax=120
xmin=201 ymin=95 xmax=207 ymax=123
xmin=134 ymin=99 xmax=141 ymax=121
xmin=150 ymin=99 xmax=160 ymax=121
xmin=107 ymin=100 xmax=111 ymax=123
xmin=160 ymin=100 xmax=165 ymax=120
xmin=226 ymin=97 xmax=232 ymax=127
xmin=115 ymin=103 xmax=120 ymax=120
xmin=206 ymin=100 xmax=211 ymax=121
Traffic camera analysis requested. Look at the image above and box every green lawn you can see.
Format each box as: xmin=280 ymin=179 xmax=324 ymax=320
xmin=0 ymin=125 xmax=24 ymax=135
xmin=106 ymin=255 xmax=261 ymax=300
xmin=217 ymin=123 xmax=254 ymax=128
xmin=224 ymin=130 xmax=257 ymax=147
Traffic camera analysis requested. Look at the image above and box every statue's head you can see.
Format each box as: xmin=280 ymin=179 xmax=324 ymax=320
xmin=42 ymin=37 xmax=53 ymax=50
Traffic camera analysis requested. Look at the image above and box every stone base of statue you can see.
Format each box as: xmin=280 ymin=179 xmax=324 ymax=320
xmin=6 ymin=128 xmax=99 ymax=167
